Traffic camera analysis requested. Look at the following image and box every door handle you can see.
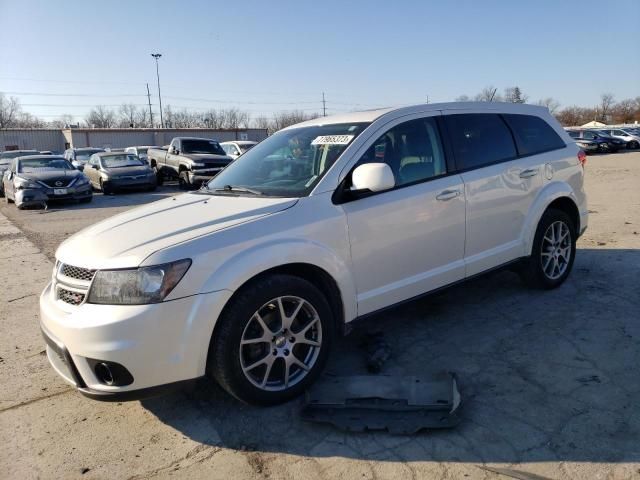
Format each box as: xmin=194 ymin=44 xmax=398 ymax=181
xmin=436 ymin=189 xmax=460 ymax=201
xmin=519 ymin=168 xmax=539 ymax=178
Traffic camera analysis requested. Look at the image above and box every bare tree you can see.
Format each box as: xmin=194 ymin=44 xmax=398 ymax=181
xmin=49 ymin=114 xmax=76 ymax=128
xmin=15 ymin=112 xmax=46 ymax=128
xmin=536 ymin=97 xmax=561 ymax=114
xmin=252 ymin=115 xmax=271 ymax=130
xmin=555 ymin=106 xmax=596 ymax=127
xmin=504 ymin=86 xmax=528 ymax=103
xmin=118 ymin=103 xmax=139 ymax=127
xmin=220 ymin=108 xmax=250 ymax=129
xmin=135 ymin=108 xmax=151 ymax=128
xmin=611 ymin=99 xmax=638 ymax=124
xmin=0 ymin=94 xmax=21 ymax=128
xmin=598 ymin=93 xmax=615 ymax=122
xmin=455 ymin=95 xmax=471 ymax=102
xmin=474 ymin=86 xmax=502 ymax=102
xmin=86 ymin=106 xmax=116 ymax=128
xmin=271 ymin=110 xmax=320 ymax=132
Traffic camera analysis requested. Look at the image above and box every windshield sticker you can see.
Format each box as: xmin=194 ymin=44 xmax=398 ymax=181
xmin=311 ymin=135 xmax=354 ymax=146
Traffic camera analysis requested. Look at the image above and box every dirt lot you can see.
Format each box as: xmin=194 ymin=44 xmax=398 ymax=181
xmin=1 ymin=152 xmax=639 ymax=479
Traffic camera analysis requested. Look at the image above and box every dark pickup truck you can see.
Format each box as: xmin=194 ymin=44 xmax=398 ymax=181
xmin=147 ymin=137 xmax=233 ymax=189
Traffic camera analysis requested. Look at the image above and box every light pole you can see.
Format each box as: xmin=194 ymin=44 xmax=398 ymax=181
xmin=151 ymin=53 xmax=164 ymax=128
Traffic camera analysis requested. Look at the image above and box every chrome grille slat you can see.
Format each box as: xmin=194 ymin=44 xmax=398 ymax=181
xmin=60 ymin=264 xmax=96 ymax=282
xmin=58 ymin=287 xmax=85 ymax=306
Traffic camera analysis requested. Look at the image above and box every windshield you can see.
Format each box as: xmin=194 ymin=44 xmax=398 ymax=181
xmin=0 ymin=150 xmax=39 ymax=159
xmin=240 ymin=144 xmax=256 ymax=153
xmin=76 ymin=149 xmax=104 ymax=161
xmin=136 ymin=148 xmax=149 ymax=154
xmin=181 ymin=139 xmax=226 ymax=155
xmin=19 ymin=158 xmax=74 ymax=173
xmin=206 ymin=123 xmax=369 ymax=197
xmin=101 ymin=154 xmax=144 ymax=168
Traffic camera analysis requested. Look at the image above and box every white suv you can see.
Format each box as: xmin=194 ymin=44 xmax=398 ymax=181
xmin=40 ymin=102 xmax=588 ymax=404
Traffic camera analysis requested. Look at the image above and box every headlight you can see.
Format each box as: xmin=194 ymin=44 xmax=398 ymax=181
xmin=75 ymin=176 xmax=90 ymax=185
xmin=87 ymin=259 xmax=191 ymax=305
xmin=14 ymin=176 xmax=40 ymax=189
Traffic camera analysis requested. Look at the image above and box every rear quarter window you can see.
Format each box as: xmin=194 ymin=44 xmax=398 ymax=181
xmin=503 ymin=114 xmax=565 ymax=156
xmin=444 ymin=113 xmax=517 ymax=170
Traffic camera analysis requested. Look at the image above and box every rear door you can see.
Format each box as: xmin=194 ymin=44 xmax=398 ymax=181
xmin=443 ymin=112 xmax=545 ymax=276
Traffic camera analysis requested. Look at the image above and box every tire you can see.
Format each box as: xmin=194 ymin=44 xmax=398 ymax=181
xmin=79 ymin=196 xmax=92 ymax=204
xmin=6 ymin=194 xmax=13 ymax=204
xmin=147 ymin=183 xmax=157 ymax=192
xmin=153 ymin=165 xmax=164 ymax=186
xmin=178 ymin=170 xmax=192 ymax=190
xmin=100 ymin=179 xmax=113 ymax=195
xmin=629 ymin=141 xmax=639 ymax=150
xmin=598 ymin=143 xmax=610 ymax=153
xmin=520 ymin=208 xmax=576 ymax=289
xmin=208 ymin=274 xmax=334 ymax=405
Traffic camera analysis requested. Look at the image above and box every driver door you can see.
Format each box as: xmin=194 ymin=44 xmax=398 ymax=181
xmin=340 ymin=115 xmax=466 ymax=316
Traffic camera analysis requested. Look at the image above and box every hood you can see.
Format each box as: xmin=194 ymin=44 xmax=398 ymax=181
xmin=56 ymin=193 xmax=298 ymax=268
xmin=18 ymin=169 xmax=82 ymax=182
xmin=103 ymin=165 xmax=153 ymax=177
xmin=182 ymin=153 xmax=232 ymax=163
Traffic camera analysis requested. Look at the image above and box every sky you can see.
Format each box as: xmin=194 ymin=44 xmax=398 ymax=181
xmin=0 ymin=0 xmax=639 ymax=123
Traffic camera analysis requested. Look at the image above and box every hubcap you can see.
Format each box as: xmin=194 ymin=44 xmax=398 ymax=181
xmin=541 ymin=221 xmax=571 ymax=280
xmin=239 ymin=296 xmax=322 ymax=391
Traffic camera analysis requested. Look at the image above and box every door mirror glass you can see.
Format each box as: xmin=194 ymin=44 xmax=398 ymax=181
xmin=351 ymin=163 xmax=395 ymax=192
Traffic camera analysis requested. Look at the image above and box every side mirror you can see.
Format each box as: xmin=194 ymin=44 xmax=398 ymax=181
xmin=92 ymin=164 xmax=99 ymax=169
xmin=351 ymin=163 xmax=395 ymax=193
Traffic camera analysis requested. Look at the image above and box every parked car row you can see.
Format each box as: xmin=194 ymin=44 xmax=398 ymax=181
xmin=566 ymin=127 xmax=640 ymax=154
xmin=1 ymin=138 xmax=257 ymax=207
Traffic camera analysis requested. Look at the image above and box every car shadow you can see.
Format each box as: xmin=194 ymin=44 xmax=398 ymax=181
xmin=141 ymin=247 xmax=640 ymax=463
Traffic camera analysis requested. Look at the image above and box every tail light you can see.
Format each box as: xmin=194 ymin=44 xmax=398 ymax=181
xmin=577 ymin=150 xmax=587 ymax=168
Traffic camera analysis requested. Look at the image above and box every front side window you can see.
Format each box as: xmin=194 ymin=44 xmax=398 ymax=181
xmin=205 ymin=123 xmax=369 ymax=197
xmin=582 ymin=131 xmax=596 ymax=140
xmin=503 ymin=114 xmax=565 ymax=156
xmin=444 ymin=114 xmax=517 ymax=170
xmin=567 ymin=131 xmax=580 ymax=139
xmin=354 ymin=117 xmax=446 ymax=187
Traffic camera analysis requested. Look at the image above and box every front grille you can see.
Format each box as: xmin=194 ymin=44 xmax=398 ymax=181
xmin=61 ymin=264 xmax=96 ymax=282
xmin=40 ymin=178 xmax=73 ymax=188
xmin=193 ymin=163 xmax=226 ymax=170
xmin=58 ymin=288 xmax=86 ymax=306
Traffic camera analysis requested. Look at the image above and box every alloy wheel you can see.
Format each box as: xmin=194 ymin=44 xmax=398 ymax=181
xmin=239 ymin=296 xmax=322 ymax=391
xmin=540 ymin=221 xmax=572 ymax=280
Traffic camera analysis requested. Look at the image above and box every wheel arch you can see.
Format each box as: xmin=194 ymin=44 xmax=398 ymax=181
xmin=523 ymin=182 xmax=580 ymax=255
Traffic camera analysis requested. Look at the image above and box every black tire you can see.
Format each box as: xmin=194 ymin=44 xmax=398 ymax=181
xmin=79 ymin=196 xmax=92 ymax=204
xmin=598 ymin=143 xmax=610 ymax=153
xmin=6 ymin=194 xmax=14 ymax=204
xmin=520 ymin=208 xmax=576 ymax=289
xmin=100 ymin=179 xmax=113 ymax=195
xmin=153 ymin=165 xmax=164 ymax=186
xmin=178 ymin=170 xmax=192 ymax=190
xmin=147 ymin=183 xmax=157 ymax=192
xmin=208 ymin=274 xmax=334 ymax=405
xmin=630 ymin=141 xmax=639 ymax=150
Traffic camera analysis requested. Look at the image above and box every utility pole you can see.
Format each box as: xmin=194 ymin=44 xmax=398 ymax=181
xmin=426 ymin=94 xmax=430 ymax=104
xmin=151 ymin=53 xmax=164 ymax=128
xmin=146 ymin=83 xmax=154 ymax=127
xmin=322 ymin=92 xmax=326 ymax=117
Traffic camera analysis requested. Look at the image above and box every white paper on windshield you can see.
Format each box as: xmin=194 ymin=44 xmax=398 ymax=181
xmin=311 ymin=135 xmax=354 ymax=146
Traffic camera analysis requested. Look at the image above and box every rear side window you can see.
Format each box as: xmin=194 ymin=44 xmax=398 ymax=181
xmin=503 ymin=114 xmax=565 ymax=156
xmin=444 ymin=114 xmax=517 ymax=170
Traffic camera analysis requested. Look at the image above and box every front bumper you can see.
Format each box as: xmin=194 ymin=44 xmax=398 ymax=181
xmin=188 ymin=168 xmax=224 ymax=184
xmin=39 ymin=282 xmax=233 ymax=400
xmin=15 ymin=184 xmax=92 ymax=206
xmin=104 ymin=175 xmax=157 ymax=190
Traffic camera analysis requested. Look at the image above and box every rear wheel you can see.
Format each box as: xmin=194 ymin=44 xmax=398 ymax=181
xmin=6 ymin=194 xmax=13 ymax=204
xmin=520 ymin=209 xmax=576 ymax=289
xmin=598 ymin=142 xmax=610 ymax=153
xmin=208 ymin=274 xmax=334 ymax=405
xmin=629 ymin=141 xmax=639 ymax=150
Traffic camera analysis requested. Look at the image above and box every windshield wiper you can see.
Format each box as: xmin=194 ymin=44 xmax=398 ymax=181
xmin=207 ymin=184 xmax=263 ymax=195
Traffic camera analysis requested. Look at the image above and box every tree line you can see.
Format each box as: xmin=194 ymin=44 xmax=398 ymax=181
xmin=1 ymin=88 xmax=639 ymax=131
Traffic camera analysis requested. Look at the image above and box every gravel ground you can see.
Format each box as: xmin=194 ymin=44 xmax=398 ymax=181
xmin=1 ymin=152 xmax=639 ymax=479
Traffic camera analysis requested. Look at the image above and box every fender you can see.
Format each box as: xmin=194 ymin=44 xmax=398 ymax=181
xmin=200 ymin=238 xmax=358 ymax=323
xmin=521 ymin=180 xmax=579 ymax=256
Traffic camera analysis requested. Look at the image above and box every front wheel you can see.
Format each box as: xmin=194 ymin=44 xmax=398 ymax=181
xmin=153 ymin=165 xmax=164 ymax=186
xmin=598 ymin=142 xmax=610 ymax=153
xmin=520 ymin=209 xmax=576 ymax=289
xmin=208 ymin=274 xmax=334 ymax=405
xmin=178 ymin=170 xmax=192 ymax=190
